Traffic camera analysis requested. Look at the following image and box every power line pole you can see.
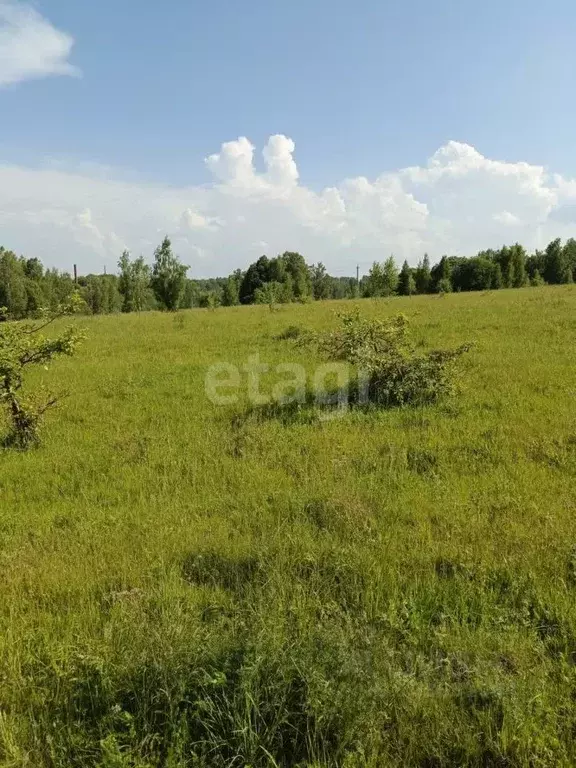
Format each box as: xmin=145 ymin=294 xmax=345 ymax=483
xmin=356 ymin=264 xmax=360 ymax=289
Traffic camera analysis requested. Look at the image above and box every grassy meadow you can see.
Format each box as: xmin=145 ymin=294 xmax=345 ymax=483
xmin=2 ymin=286 xmax=576 ymax=766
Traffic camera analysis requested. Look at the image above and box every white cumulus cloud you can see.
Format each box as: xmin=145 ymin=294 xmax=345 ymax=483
xmin=263 ymin=135 xmax=299 ymax=187
xmin=1 ymin=135 xmax=576 ymax=275
xmin=205 ymin=137 xmax=257 ymax=187
xmin=0 ymin=0 xmax=79 ymax=87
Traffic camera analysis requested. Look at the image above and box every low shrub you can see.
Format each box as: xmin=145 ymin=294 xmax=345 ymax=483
xmin=306 ymin=310 xmax=471 ymax=407
xmin=0 ymin=300 xmax=84 ymax=449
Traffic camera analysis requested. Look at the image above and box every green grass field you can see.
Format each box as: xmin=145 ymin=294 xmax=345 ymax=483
xmin=2 ymin=286 xmax=576 ymax=767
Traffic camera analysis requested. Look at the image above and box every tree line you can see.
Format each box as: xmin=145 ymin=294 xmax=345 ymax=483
xmin=0 ymin=236 xmax=575 ymax=318
xmin=0 ymin=238 xmax=189 ymax=318
xmin=365 ymin=239 xmax=576 ymax=298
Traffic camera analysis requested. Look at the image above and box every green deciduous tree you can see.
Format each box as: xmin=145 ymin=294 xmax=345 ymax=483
xmin=42 ymin=268 xmax=75 ymax=311
xmin=80 ymin=274 xmax=122 ymax=315
xmin=222 ymin=271 xmax=242 ymax=306
xmin=492 ymin=264 xmax=503 ymax=289
xmin=563 ymin=238 xmax=576 ymax=282
xmin=238 ymin=252 xmax=311 ymax=304
xmin=118 ymin=251 xmax=154 ymax=312
xmin=239 ymin=256 xmax=270 ymax=304
xmin=24 ymin=257 xmax=44 ymax=281
xmin=526 ymin=251 xmax=546 ymax=283
xmin=431 ymin=256 xmax=452 ymax=293
xmin=451 ymin=256 xmax=499 ymax=292
xmin=310 ymin=262 xmax=332 ymax=300
xmin=0 ymin=249 xmax=28 ymax=319
xmin=198 ymin=291 xmax=221 ymax=309
xmin=363 ymin=262 xmax=384 ymax=297
xmin=509 ymin=244 xmax=527 ymax=288
xmin=382 ymin=256 xmax=399 ymax=295
xmin=282 ymin=252 xmax=312 ymax=301
xmin=364 ymin=257 xmax=399 ymax=297
xmin=494 ymin=246 xmax=512 ymax=288
xmin=543 ymin=238 xmax=568 ymax=284
xmin=254 ymin=281 xmax=282 ymax=310
xmin=151 ymin=237 xmax=188 ymax=311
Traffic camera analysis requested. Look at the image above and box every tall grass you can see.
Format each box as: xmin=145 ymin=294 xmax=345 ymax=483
xmin=1 ymin=286 xmax=576 ymax=766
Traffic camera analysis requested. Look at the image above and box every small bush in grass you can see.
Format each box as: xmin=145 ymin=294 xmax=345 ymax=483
xmin=306 ymin=310 xmax=471 ymax=407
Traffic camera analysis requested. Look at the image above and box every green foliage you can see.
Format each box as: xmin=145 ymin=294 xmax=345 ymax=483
xmin=510 ymin=244 xmax=528 ymax=287
xmin=382 ymin=255 xmax=399 ymax=295
xmin=492 ymin=263 xmax=503 ymax=289
xmin=0 ymin=298 xmax=84 ymax=449
xmin=431 ymin=256 xmax=452 ymax=293
xmin=398 ymin=260 xmax=416 ymax=296
xmin=221 ymin=272 xmax=241 ymax=306
xmin=118 ymin=251 xmax=154 ymax=312
xmin=80 ymin=274 xmax=123 ymax=315
xmin=414 ymin=253 xmax=431 ymax=294
xmin=177 ymin=278 xmax=197 ymax=309
xmin=151 ymin=237 xmax=188 ymax=311
xmin=0 ymin=247 xmax=77 ymax=318
xmin=0 ymin=248 xmax=28 ymax=318
xmin=2 ymin=233 xmax=575 ymax=326
xmin=24 ymin=277 xmax=45 ymax=317
xmin=487 ymin=244 xmax=527 ymax=288
xmin=239 ymin=255 xmax=270 ymax=304
xmin=239 ymin=252 xmax=312 ymax=305
xmin=436 ymin=276 xmax=452 ymax=294
xmin=451 ymin=256 xmax=500 ymax=292
xmin=564 ymin=238 xmax=576 ymax=282
xmin=198 ymin=291 xmax=220 ymax=310
xmin=283 ymin=251 xmax=312 ymax=301
xmin=254 ymin=281 xmax=283 ymax=310
xmin=312 ymin=310 xmax=471 ymax=407
xmin=24 ymin=257 xmax=44 ymax=281
xmin=543 ymin=238 xmax=565 ymax=284
xmin=310 ymin=262 xmax=333 ymax=300
xmin=364 ymin=256 xmax=399 ymax=297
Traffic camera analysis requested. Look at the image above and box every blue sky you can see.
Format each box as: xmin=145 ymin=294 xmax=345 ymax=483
xmin=1 ymin=0 xmax=576 ymax=275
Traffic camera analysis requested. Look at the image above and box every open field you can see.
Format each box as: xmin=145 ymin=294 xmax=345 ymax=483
xmin=1 ymin=286 xmax=576 ymax=766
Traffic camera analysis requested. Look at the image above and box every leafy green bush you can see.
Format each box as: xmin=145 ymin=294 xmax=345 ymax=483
xmin=254 ymin=281 xmax=283 ymax=311
xmin=0 ymin=300 xmax=84 ymax=449
xmin=309 ymin=310 xmax=471 ymax=407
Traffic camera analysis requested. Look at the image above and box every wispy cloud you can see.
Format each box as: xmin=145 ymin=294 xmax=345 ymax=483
xmin=0 ymin=1 xmax=79 ymax=87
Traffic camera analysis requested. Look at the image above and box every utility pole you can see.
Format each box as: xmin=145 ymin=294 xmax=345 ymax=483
xmin=73 ymin=264 xmax=78 ymax=284
xmin=356 ymin=264 xmax=360 ymax=290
